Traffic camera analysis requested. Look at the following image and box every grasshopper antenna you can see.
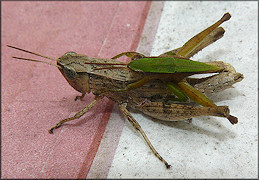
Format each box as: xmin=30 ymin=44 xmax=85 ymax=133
xmin=11 ymin=56 xmax=61 ymax=68
xmin=6 ymin=45 xmax=56 ymax=61
xmin=7 ymin=45 xmax=61 ymax=68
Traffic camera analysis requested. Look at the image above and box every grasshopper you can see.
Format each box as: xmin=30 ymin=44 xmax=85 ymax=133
xmin=7 ymin=13 xmax=243 ymax=168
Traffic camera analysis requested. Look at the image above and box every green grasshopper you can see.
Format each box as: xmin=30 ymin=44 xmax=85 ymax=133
xmin=7 ymin=12 xmax=243 ymax=168
xmin=81 ymin=13 xmax=237 ymax=124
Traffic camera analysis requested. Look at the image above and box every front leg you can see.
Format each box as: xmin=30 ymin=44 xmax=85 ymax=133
xmin=49 ymin=96 xmax=102 ymax=133
xmin=74 ymin=93 xmax=86 ymax=101
xmin=112 ymin=52 xmax=145 ymax=60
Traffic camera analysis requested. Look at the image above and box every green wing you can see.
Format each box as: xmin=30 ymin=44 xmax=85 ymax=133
xmin=128 ymin=57 xmax=222 ymax=73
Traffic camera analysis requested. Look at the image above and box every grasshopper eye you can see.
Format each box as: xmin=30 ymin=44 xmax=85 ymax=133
xmin=64 ymin=51 xmax=77 ymax=55
xmin=63 ymin=66 xmax=77 ymax=79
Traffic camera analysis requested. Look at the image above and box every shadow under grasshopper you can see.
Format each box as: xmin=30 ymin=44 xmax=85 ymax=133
xmin=7 ymin=13 xmax=243 ymax=168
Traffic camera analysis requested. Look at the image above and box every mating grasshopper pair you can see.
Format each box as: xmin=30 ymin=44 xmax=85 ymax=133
xmin=8 ymin=13 xmax=243 ymax=168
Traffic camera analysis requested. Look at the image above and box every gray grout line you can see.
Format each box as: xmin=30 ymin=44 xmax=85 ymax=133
xmin=137 ymin=1 xmax=165 ymax=56
xmin=87 ymin=104 xmax=125 ymax=179
xmin=86 ymin=2 xmax=165 ymax=179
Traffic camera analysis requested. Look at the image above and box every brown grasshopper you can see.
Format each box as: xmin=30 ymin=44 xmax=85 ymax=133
xmin=7 ymin=13 xmax=243 ymax=168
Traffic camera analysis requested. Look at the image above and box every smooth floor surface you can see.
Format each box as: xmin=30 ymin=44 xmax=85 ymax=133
xmin=2 ymin=1 xmax=258 ymax=178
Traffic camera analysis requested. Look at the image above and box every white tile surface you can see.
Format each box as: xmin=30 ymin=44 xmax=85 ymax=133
xmin=108 ymin=1 xmax=258 ymax=178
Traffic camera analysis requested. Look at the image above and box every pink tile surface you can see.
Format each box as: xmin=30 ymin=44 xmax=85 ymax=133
xmin=2 ymin=1 xmax=151 ymax=178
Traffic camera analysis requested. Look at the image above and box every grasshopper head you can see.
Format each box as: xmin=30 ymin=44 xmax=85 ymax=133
xmin=57 ymin=52 xmax=91 ymax=95
xmin=7 ymin=45 xmax=91 ymax=96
